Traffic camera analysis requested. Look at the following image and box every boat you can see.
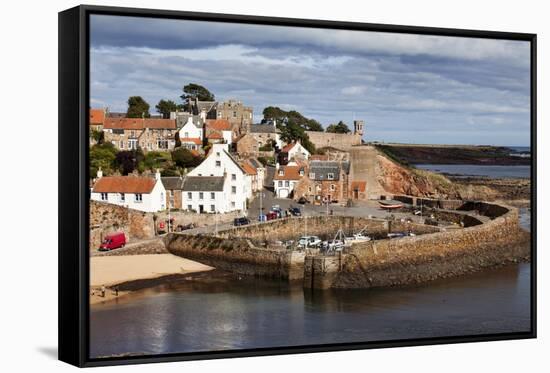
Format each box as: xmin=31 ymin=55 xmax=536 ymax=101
xmin=378 ymin=200 xmax=405 ymax=210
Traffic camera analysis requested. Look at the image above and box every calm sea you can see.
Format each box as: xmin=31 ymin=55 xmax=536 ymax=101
xmin=89 ymin=210 xmax=532 ymax=358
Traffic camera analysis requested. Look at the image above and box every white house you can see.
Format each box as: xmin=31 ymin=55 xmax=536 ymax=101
xmin=282 ymin=141 xmax=310 ymax=160
xmin=91 ymin=169 xmax=167 ymax=212
xmin=178 ymin=116 xmax=203 ymax=142
xmin=273 ymin=162 xmax=305 ymax=198
xmin=185 ymin=143 xmax=252 ymax=213
xmin=181 ymin=176 xmax=228 ymax=213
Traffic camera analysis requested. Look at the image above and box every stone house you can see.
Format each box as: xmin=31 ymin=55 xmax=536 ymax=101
xmin=89 ymin=108 xmax=105 ymax=132
xmin=249 ymin=123 xmax=283 ymax=149
xmin=273 ymin=162 xmax=306 ymax=198
xmin=294 ymin=161 xmax=350 ymax=204
xmin=186 ymin=143 xmax=252 ymax=213
xmin=235 ymin=133 xmax=259 ymax=157
xmin=91 ymin=169 xmax=167 ymax=212
xmin=161 ymin=176 xmax=185 ymax=209
xmin=103 ymin=118 xmax=177 ymax=152
xmin=215 ymin=99 xmax=253 ymax=139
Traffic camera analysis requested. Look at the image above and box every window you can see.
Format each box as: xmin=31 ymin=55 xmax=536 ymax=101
xmin=187 ymin=204 xmax=192 ymax=210
xmin=327 ymin=173 xmax=335 ymax=180
xmin=231 ymin=174 xmax=236 ymax=181
xmin=187 ymin=192 xmax=192 ymax=199
xmin=285 ymin=181 xmax=290 ymax=187
xmin=316 ymin=185 xmax=321 ymax=191
xmin=119 ymin=193 xmax=125 ymax=202
xmin=309 ymin=173 xmax=315 ymax=179
xmin=231 ymin=186 xmax=236 ymax=194
xmin=119 ymin=140 xmax=124 ymax=149
xmin=278 ymin=181 xmax=283 ymax=187
xmin=210 ymin=192 xmax=215 ymax=200
xmin=233 ymin=111 xmax=237 ymax=118
xmin=215 ymin=160 xmax=221 ymax=167
xmin=130 ymin=130 xmax=135 ymax=137
xmin=299 ymin=169 xmax=304 ymax=176
xmin=199 ymin=192 xmax=204 ymax=200
xmin=210 ymin=205 xmax=215 ymax=212
xmin=184 ymin=132 xmax=189 ymax=138
xmin=216 ymin=152 xmax=220 ymax=157
xmin=231 ymin=201 xmax=236 ymax=208
xmin=279 ymin=170 xmax=284 ymax=176
xmin=128 ymin=139 xmax=137 ymax=150
xmin=157 ymin=140 xmax=169 ymax=149
xmin=308 ymin=187 xmax=312 ymax=193
xmin=134 ymin=193 xmax=143 ymax=202
xmin=330 ymin=184 xmax=336 ymax=191
xmin=100 ymin=193 xmax=108 ymax=201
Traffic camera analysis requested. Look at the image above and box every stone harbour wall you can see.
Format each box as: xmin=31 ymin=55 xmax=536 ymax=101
xmin=304 ymin=204 xmax=530 ymax=289
xmin=164 ymin=234 xmax=305 ymax=280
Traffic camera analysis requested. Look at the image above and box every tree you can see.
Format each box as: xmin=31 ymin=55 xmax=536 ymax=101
xmin=141 ymin=151 xmax=171 ymax=171
xmin=156 ymin=99 xmax=183 ymax=119
xmin=262 ymin=106 xmax=323 ymax=131
xmin=126 ymin=96 xmax=151 ymax=118
xmin=90 ymin=129 xmax=104 ymax=144
xmin=89 ymin=142 xmax=117 ymax=178
xmin=115 ymin=148 xmax=144 ymax=175
xmin=180 ymin=83 xmax=215 ymax=106
xmin=326 ymin=121 xmax=351 ymax=134
xmin=279 ymin=121 xmax=316 ymax=154
xmin=171 ymin=148 xmax=204 ymax=168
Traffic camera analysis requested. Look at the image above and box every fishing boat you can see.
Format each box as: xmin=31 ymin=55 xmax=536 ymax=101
xmin=378 ymin=200 xmax=405 ymax=210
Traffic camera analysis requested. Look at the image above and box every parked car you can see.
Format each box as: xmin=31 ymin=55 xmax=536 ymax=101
xmin=266 ymin=211 xmax=278 ymax=220
xmin=258 ymin=214 xmax=267 ymax=222
xmin=99 ymin=232 xmax=126 ymax=251
xmin=234 ymin=217 xmax=251 ymax=226
xmin=298 ymin=235 xmax=322 ymax=248
xmin=289 ymin=207 xmax=301 ymax=216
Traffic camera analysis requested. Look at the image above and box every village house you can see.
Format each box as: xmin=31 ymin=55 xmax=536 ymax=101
xmin=278 ymin=141 xmax=311 ymax=165
xmin=235 ymin=133 xmax=259 ymax=157
xmin=273 ymin=161 xmax=305 ymax=198
xmin=294 ymin=160 xmax=350 ymax=204
xmin=249 ymin=123 xmax=283 ymax=149
xmin=181 ymin=176 xmax=227 ymax=213
xmin=205 ymin=119 xmax=232 ymax=145
xmin=91 ymin=169 xmax=167 ymax=212
xmin=185 ymin=143 xmax=252 ymax=213
xmin=89 ymin=108 xmax=105 ymax=132
xmin=247 ymin=158 xmax=266 ymax=191
xmin=215 ymin=99 xmax=253 ymax=139
xmin=161 ymin=176 xmax=185 ymax=209
xmin=177 ymin=116 xmax=204 ymax=151
xmin=103 ymin=118 xmax=177 ymax=152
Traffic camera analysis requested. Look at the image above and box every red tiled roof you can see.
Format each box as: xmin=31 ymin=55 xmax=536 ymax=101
xmin=206 ymin=119 xmax=231 ymax=131
xmin=90 ymin=108 xmax=105 ymax=125
xmin=350 ymin=181 xmax=366 ymax=192
xmin=273 ymin=165 xmax=303 ymax=180
xmin=281 ymin=142 xmax=296 ymax=152
xmin=93 ymin=176 xmax=156 ymax=194
xmin=180 ymin=137 xmax=202 ymax=145
xmin=104 ymin=118 xmax=176 ymax=130
xmin=241 ymin=162 xmax=257 ymax=176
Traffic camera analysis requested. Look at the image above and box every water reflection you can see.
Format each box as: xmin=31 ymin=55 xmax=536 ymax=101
xmin=90 ymin=262 xmax=530 ymax=358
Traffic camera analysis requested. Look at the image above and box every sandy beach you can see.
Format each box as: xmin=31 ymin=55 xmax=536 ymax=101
xmin=90 ymin=254 xmax=213 ymax=305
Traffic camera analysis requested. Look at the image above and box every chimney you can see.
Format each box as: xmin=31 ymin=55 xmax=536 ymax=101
xmin=275 ymin=162 xmax=280 ymax=170
xmin=155 ymin=169 xmax=161 ymax=181
xmin=97 ymin=167 xmax=103 ymax=179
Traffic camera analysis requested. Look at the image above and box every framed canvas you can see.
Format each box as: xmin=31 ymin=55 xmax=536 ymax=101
xmin=58 ymin=5 xmax=537 ymax=367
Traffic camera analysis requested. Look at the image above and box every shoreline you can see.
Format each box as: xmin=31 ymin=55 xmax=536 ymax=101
xmin=90 ymin=254 xmax=213 ymax=305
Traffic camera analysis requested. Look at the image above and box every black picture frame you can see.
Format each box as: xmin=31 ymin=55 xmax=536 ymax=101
xmin=58 ymin=4 xmax=537 ymax=367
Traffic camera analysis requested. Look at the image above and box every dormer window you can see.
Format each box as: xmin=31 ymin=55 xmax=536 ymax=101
xmin=327 ymin=173 xmax=334 ymax=180
xmin=279 ymin=170 xmax=284 ymax=176
xmin=309 ymin=173 xmax=315 ymax=179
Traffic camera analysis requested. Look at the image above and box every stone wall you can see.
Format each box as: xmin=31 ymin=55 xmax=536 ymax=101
xmin=305 ymin=131 xmax=361 ymax=151
xmin=304 ymin=203 xmax=530 ymax=289
xmin=164 ymin=234 xmax=305 ymax=280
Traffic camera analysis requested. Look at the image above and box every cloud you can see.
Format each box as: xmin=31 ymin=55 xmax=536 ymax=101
xmin=89 ymin=15 xmax=531 ymax=146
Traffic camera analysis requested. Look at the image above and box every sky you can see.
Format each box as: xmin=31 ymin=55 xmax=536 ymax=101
xmin=90 ymin=15 xmax=531 ymax=146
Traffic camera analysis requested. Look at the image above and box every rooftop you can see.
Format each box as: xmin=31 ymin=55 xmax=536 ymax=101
xmin=182 ymin=176 xmax=225 ymax=192
xmin=104 ymin=118 xmax=176 ymax=130
xmin=93 ymin=176 xmax=156 ymax=194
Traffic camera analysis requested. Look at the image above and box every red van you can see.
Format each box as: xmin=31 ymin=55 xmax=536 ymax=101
xmin=99 ymin=232 xmax=126 ymax=251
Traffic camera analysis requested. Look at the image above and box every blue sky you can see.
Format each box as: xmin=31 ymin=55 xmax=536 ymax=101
xmin=90 ymin=15 xmax=531 ymax=146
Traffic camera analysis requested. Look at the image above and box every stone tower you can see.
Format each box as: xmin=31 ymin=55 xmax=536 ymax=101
xmin=353 ymin=120 xmax=364 ymax=137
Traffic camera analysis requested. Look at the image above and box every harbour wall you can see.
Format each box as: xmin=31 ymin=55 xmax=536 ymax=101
xmin=304 ymin=202 xmax=530 ymax=289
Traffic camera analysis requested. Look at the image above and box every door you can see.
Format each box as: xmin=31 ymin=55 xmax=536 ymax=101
xmin=279 ymin=189 xmax=289 ymax=198
xmin=199 ymin=205 xmax=204 ymax=213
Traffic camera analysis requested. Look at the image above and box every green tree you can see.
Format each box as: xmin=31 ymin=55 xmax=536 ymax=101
xmin=279 ymin=121 xmax=316 ymax=154
xmin=180 ymin=83 xmax=215 ymax=106
xmin=156 ymin=99 xmax=184 ymax=119
xmin=90 ymin=129 xmax=104 ymax=144
xmin=262 ymin=106 xmax=323 ymax=131
xmin=171 ymin=148 xmax=204 ymax=168
xmin=141 ymin=151 xmax=171 ymax=171
xmin=89 ymin=142 xmax=117 ymax=177
xmin=126 ymin=96 xmax=151 ymax=118
xmin=115 ymin=148 xmax=144 ymax=175
xmin=326 ymin=121 xmax=351 ymax=134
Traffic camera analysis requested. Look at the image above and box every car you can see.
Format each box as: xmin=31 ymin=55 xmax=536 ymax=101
xmin=298 ymin=235 xmax=322 ymax=248
xmin=99 ymin=232 xmax=126 ymax=251
xmin=266 ymin=211 xmax=278 ymax=220
xmin=289 ymin=207 xmax=301 ymax=216
xmin=258 ymin=214 xmax=267 ymax=222
xmin=234 ymin=217 xmax=251 ymax=226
